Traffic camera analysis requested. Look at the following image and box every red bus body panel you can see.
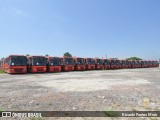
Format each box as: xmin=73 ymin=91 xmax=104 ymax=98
xmin=4 ymin=64 xmax=27 ymax=74
xmin=46 ymin=57 xmax=62 ymax=72
xmin=74 ymin=65 xmax=86 ymax=71
xmin=121 ymin=60 xmax=127 ymax=69
xmin=95 ymin=65 xmax=104 ymax=70
xmin=61 ymin=57 xmax=75 ymax=72
xmin=104 ymin=65 xmax=110 ymax=69
xmin=27 ymin=56 xmax=47 ymax=73
xmin=130 ymin=60 xmax=138 ymax=68
xmin=84 ymin=58 xmax=95 ymax=70
xmin=154 ymin=61 xmax=159 ymax=67
xmin=103 ymin=59 xmax=111 ymax=69
xmin=61 ymin=65 xmax=74 ymax=71
xmin=29 ymin=66 xmax=46 ymax=73
xmin=85 ymin=65 xmax=95 ymax=70
xmin=48 ymin=66 xmax=61 ymax=72
xmin=3 ymin=55 xmax=27 ymax=74
xmin=74 ymin=58 xmax=86 ymax=71
xmin=110 ymin=59 xmax=121 ymax=69
xmin=94 ymin=58 xmax=104 ymax=70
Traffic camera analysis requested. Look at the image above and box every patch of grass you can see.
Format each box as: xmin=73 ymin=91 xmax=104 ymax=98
xmin=104 ymin=111 xmax=118 ymax=117
xmin=103 ymin=109 xmax=118 ymax=117
xmin=0 ymin=70 xmax=5 ymax=74
xmin=0 ymin=108 xmax=4 ymax=111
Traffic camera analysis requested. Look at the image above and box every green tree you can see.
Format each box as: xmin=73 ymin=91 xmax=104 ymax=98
xmin=45 ymin=54 xmax=49 ymax=57
xmin=26 ymin=54 xmax=30 ymax=56
xmin=126 ymin=57 xmax=142 ymax=60
xmin=63 ymin=52 xmax=72 ymax=57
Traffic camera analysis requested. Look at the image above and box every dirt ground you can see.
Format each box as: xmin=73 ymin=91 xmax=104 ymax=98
xmin=0 ymin=68 xmax=160 ymax=120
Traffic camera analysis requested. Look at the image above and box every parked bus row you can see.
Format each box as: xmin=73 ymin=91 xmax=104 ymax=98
xmin=0 ymin=55 xmax=159 ymax=74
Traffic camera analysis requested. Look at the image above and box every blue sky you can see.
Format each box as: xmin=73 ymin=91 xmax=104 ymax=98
xmin=0 ymin=0 xmax=160 ymax=60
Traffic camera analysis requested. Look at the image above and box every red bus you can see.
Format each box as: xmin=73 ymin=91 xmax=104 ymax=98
xmin=27 ymin=56 xmax=47 ymax=73
xmin=121 ymin=60 xmax=128 ymax=69
xmin=103 ymin=59 xmax=110 ymax=69
xmin=154 ymin=61 xmax=159 ymax=67
xmin=61 ymin=57 xmax=75 ymax=71
xmin=130 ymin=60 xmax=139 ymax=68
xmin=150 ymin=61 xmax=154 ymax=67
xmin=94 ymin=58 xmax=104 ymax=70
xmin=141 ymin=60 xmax=146 ymax=68
xmin=136 ymin=60 xmax=142 ymax=68
xmin=74 ymin=57 xmax=86 ymax=71
xmin=126 ymin=60 xmax=132 ymax=68
xmin=46 ymin=57 xmax=61 ymax=72
xmin=84 ymin=58 xmax=96 ymax=70
xmin=147 ymin=61 xmax=151 ymax=68
xmin=110 ymin=59 xmax=121 ymax=69
xmin=141 ymin=60 xmax=148 ymax=68
xmin=3 ymin=55 xmax=27 ymax=74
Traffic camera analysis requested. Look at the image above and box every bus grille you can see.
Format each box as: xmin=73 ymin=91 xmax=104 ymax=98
xmin=15 ymin=68 xmax=23 ymax=72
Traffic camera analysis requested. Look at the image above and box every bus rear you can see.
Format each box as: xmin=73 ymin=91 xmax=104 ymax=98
xmin=27 ymin=56 xmax=47 ymax=73
xmin=74 ymin=58 xmax=86 ymax=71
xmin=47 ymin=57 xmax=61 ymax=72
xmin=61 ymin=57 xmax=75 ymax=71
xmin=85 ymin=58 xmax=95 ymax=70
xmin=3 ymin=55 xmax=27 ymax=74
xmin=103 ymin=59 xmax=110 ymax=69
xmin=94 ymin=58 xmax=104 ymax=70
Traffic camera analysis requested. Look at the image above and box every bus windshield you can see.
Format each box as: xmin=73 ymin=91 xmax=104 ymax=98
xmin=32 ymin=57 xmax=46 ymax=66
xmin=115 ymin=60 xmax=120 ymax=65
xmin=87 ymin=58 xmax=95 ymax=65
xmin=155 ymin=61 xmax=159 ymax=64
xmin=10 ymin=56 xmax=27 ymax=66
xmin=111 ymin=60 xmax=120 ymax=65
xmin=77 ymin=58 xmax=85 ymax=65
xmin=126 ymin=61 xmax=130 ymax=65
xmin=132 ymin=61 xmax=136 ymax=65
xmin=64 ymin=58 xmax=74 ymax=65
xmin=97 ymin=59 xmax=103 ymax=65
xmin=141 ymin=61 xmax=144 ymax=65
xmin=121 ymin=61 xmax=126 ymax=65
xmin=104 ymin=59 xmax=110 ymax=65
xmin=50 ymin=57 xmax=61 ymax=66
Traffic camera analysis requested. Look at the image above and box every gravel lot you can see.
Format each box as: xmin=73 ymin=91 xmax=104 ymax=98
xmin=0 ymin=68 xmax=160 ymax=120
